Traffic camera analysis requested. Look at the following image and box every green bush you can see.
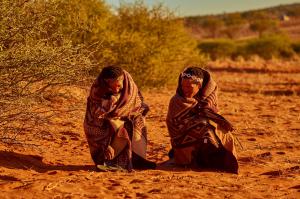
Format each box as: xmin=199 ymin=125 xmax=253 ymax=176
xmin=52 ymin=0 xmax=204 ymax=87
xmin=197 ymin=34 xmax=298 ymax=60
xmin=198 ymin=39 xmax=237 ymax=60
xmin=291 ymin=42 xmax=300 ymax=55
xmin=0 ymin=0 xmax=205 ymax=144
xmin=104 ymin=1 xmax=203 ymax=87
xmin=244 ymin=34 xmax=294 ymax=59
xmin=200 ymin=17 xmax=224 ymax=38
xmin=248 ymin=11 xmax=279 ymax=37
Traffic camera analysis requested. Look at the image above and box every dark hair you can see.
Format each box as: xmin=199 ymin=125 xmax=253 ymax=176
xmin=100 ymin=65 xmax=123 ymax=80
xmin=182 ymin=67 xmax=204 ymax=80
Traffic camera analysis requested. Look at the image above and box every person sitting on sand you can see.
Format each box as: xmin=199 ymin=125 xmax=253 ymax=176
xmin=84 ymin=65 xmax=156 ymax=171
xmin=166 ymin=66 xmax=238 ymax=173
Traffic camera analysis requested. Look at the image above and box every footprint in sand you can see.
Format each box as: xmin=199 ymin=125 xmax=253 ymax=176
xmin=238 ymin=157 xmax=254 ymax=163
xmin=148 ymin=188 xmax=161 ymax=194
xmin=261 ymin=166 xmax=300 ymax=176
xmin=47 ymin=171 xmax=57 ymax=175
xmin=239 ymin=152 xmax=272 ymax=162
xmin=60 ymin=131 xmax=81 ymax=140
xmin=256 ymin=152 xmax=272 ymax=159
xmin=0 ymin=175 xmax=20 ymax=181
xmin=136 ymin=192 xmax=150 ymax=198
xmin=130 ymin=179 xmax=145 ymax=184
xmin=108 ymin=179 xmax=121 ymax=186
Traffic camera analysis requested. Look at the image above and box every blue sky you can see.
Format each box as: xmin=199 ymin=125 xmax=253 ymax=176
xmin=106 ymin=0 xmax=300 ymax=16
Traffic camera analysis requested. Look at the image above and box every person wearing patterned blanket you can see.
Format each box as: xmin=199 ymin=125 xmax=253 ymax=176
xmin=84 ymin=66 xmax=156 ymax=171
xmin=166 ymin=66 xmax=238 ymax=173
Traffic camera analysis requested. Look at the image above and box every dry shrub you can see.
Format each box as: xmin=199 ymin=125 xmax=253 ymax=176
xmin=101 ymin=1 xmax=204 ymax=87
xmin=53 ymin=0 xmax=205 ymax=87
xmin=243 ymin=34 xmax=295 ymax=60
xmin=0 ymin=0 xmax=205 ymax=145
xmin=198 ymin=39 xmax=237 ymax=60
xmin=0 ymin=0 xmax=91 ymax=145
xmin=198 ymin=34 xmax=297 ymax=61
xmin=291 ymin=41 xmax=300 ymax=55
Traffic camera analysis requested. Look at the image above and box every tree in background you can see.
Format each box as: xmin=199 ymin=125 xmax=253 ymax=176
xmin=249 ymin=11 xmax=279 ymax=37
xmin=198 ymin=39 xmax=236 ymax=60
xmin=201 ymin=16 xmax=224 ymax=38
xmin=223 ymin=13 xmax=246 ymax=39
xmin=244 ymin=34 xmax=294 ymax=59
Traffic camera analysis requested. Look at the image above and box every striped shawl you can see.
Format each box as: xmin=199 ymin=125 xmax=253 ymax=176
xmin=84 ymin=71 xmax=148 ymax=170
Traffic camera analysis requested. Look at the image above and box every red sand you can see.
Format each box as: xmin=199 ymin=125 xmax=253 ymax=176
xmin=1 ymin=62 xmax=300 ymax=198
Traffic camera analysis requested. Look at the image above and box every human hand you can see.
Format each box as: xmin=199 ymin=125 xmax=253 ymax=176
xmin=104 ymin=145 xmax=115 ymax=160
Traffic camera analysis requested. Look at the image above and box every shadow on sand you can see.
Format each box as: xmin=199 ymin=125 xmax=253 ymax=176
xmin=0 ymin=150 xmax=240 ymax=174
xmin=0 ymin=151 xmax=96 ymax=173
xmin=156 ymin=159 xmax=238 ymax=174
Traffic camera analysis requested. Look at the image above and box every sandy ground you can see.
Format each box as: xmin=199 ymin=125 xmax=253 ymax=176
xmin=1 ymin=61 xmax=300 ymax=199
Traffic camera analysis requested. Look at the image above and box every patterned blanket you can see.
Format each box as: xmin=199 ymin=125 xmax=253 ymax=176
xmin=84 ymin=71 xmax=148 ymax=170
xmin=167 ymin=69 xmax=238 ymax=173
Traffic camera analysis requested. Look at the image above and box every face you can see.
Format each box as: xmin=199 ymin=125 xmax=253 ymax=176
xmin=181 ymin=78 xmax=201 ymax=98
xmin=105 ymin=75 xmax=124 ymax=94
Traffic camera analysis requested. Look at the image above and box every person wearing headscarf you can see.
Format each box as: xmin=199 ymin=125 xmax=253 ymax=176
xmin=166 ymin=66 xmax=238 ymax=173
xmin=84 ymin=65 xmax=156 ymax=171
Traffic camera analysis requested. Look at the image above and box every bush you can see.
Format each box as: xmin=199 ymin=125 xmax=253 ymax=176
xmin=0 ymin=0 xmax=91 ymax=145
xmin=198 ymin=39 xmax=237 ymax=60
xmin=54 ymin=0 xmax=204 ymax=87
xmin=200 ymin=17 xmax=224 ymax=38
xmin=223 ymin=13 xmax=246 ymax=39
xmin=249 ymin=18 xmax=279 ymax=37
xmin=53 ymin=0 xmax=115 ymax=68
xmin=197 ymin=34 xmax=298 ymax=60
xmin=0 ymin=0 xmax=205 ymax=145
xmin=105 ymin=1 xmax=203 ymax=87
xmin=244 ymin=34 xmax=294 ymax=59
xmin=291 ymin=42 xmax=300 ymax=55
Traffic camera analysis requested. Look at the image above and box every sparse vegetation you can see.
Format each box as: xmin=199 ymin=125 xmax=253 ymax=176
xmin=0 ymin=0 xmax=92 ymax=145
xmin=198 ymin=34 xmax=296 ymax=60
xmin=243 ymin=34 xmax=294 ymax=59
xmin=105 ymin=1 xmax=203 ymax=87
xmin=185 ymin=3 xmax=300 ymax=40
xmin=0 ymin=0 xmax=203 ymax=145
xmin=223 ymin=13 xmax=246 ymax=39
xmin=200 ymin=16 xmax=224 ymax=38
xmin=291 ymin=42 xmax=300 ymax=55
xmin=248 ymin=11 xmax=279 ymax=37
xmin=198 ymin=39 xmax=236 ymax=60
